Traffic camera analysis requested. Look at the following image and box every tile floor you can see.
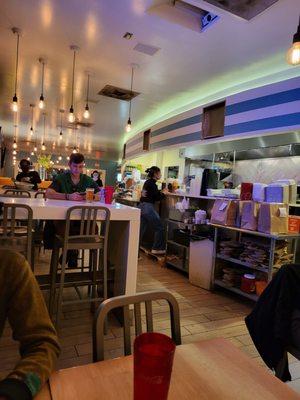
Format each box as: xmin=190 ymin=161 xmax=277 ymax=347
xmin=1 ymin=250 xmax=300 ymax=393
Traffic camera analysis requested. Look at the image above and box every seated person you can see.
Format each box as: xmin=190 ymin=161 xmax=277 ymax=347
xmin=45 ymin=153 xmax=100 ymax=268
xmin=0 ymin=250 xmax=60 ymax=400
xmin=91 ymin=170 xmax=103 ymax=188
xmin=46 ymin=152 xmax=99 ymax=200
xmin=16 ymin=159 xmax=41 ymax=191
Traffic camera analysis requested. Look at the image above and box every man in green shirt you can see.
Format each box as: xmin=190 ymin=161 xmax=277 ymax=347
xmin=45 ymin=153 xmax=100 ymax=267
xmin=46 ymin=153 xmax=100 ymax=200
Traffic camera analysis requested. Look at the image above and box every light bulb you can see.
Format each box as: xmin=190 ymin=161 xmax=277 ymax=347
xmin=41 ymin=143 xmax=46 ymax=151
xmin=58 ymin=155 xmax=62 ymax=160
xmin=286 ymin=41 xmax=300 ymax=65
xmin=39 ymin=94 xmax=45 ymax=109
xmin=72 ymin=147 xmax=77 ymax=154
xmin=13 ymin=156 xmax=16 ymax=160
xmin=27 ymin=157 xmax=30 ymax=161
xmin=68 ymin=106 xmax=75 ymax=123
xmin=30 ymin=127 xmax=34 ymax=136
xmin=12 ymin=95 xmax=18 ymax=112
xmin=56 ymin=160 xmax=59 ymax=163
xmin=12 ymin=150 xmax=17 ymax=155
xmin=13 ymin=140 xmax=17 ymax=149
xmin=13 ymin=161 xmax=16 ymax=165
xmin=34 ymin=146 xmax=37 ymax=152
xmin=67 ymin=156 xmax=70 ymax=160
xmin=126 ymin=118 xmax=132 ymax=133
xmin=83 ymin=105 xmax=90 ymax=119
xmin=59 ymin=131 xmax=63 ymax=140
xmin=31 ymin=151 xmax=34 ymax=156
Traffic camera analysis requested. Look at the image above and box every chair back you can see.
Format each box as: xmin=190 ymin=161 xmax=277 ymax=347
xmin=34 ymin=191 xmax=46 ymax=198
xmin=0 ymin=203 xmax=33 ymax=265
xmin=93 ymin=290 xmax=181 ymax=362
xmin=3 ymin=189 xmax=31 ymax=198
xmin=63 ymin=205 xmax=110 ymax=244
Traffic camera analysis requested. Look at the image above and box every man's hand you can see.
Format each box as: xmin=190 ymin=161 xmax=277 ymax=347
xmin=162 ymin=188 xmax=169 ymax=194
xmin=68 ymin=192 xmax=85 ymax=201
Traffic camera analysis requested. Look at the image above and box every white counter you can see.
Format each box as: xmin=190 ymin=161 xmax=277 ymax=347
xmin=0 ymin=197 xmax=140 ymax=298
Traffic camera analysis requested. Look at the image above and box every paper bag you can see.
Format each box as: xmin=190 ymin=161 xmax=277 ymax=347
xmin=257 ymin=203 xmax=288 ymax=234
xmin=240 ymin=201 xmax=259 ymax=231
xmin=210 ymin=199 xmax=238 ymax=226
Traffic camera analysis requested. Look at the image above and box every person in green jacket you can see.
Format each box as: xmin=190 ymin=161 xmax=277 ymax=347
xmin=45 ymin=152 xmax=101 ymax=268
xmin=0 ymin=250 xmax=60 ymax=400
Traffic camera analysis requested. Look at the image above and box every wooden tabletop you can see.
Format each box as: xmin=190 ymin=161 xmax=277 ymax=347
xmin=35 ymin=338 xmax=300 ymax=400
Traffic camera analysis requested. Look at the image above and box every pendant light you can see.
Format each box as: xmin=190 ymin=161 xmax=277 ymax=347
xmin=58 ymin=155 xmax=62 ymax=161
xmin=72 ymin=146 xmax=77 ymax=154
xmin=41 ymin=113 xmax=46 ymax=151
xmin=38 ymin=58 xmax=46 ymax=109
xmin=83 ymin=73 xmax=90 ymax=119
xmin=13 ymin=124 xmax=18 ymax=149
xmin=68 ymin=45 xmax=79 ymax=123
xmin=59 ymin=109 xmax=64 ymax=140
xmin=287 ymin=16 xmax=300 ymax=66
xmin=11 ymin=27 xmax=21 ymax=113
xmin=31 ymin=151 xmax=34 ymax=156
xmin=125 ymin=64 xmax=138 ymax=133
xmin=29 ymin=104 xmax=35 ymax=135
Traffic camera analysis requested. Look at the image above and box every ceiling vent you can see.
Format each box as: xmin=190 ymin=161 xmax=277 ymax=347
xmin=98 ymin=85 xmax=140 ymax=101
xmin=202 ymin=0 xmax=280 ymax=20
xmin=147 ymin=0 xmax=219 ymax=33
xmin=134 ymin=43 xmax=161 ymax=56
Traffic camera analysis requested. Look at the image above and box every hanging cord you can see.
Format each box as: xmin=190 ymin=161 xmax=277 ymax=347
xmin=128 ymin=66 xmax=134 ymax=118
xmin=14 ymin=32 xmax=20 ymax=95
xmin=86 ymin=74 xmax=90 ymax=104
xmin=71 ymin=50 xmax=76 ymax=107
xmin=31 ymin=105 xmax=34 ymax=127
xmin=43 ymin=114 xmax=46 ymax=143
xmin=41 ymin=60 xmax=45 ymax=96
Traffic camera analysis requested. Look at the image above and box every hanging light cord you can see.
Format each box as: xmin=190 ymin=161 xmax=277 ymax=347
xmin=86 ymin=74 xmax=90 ymax=104
xmin=31 ymin=105 xmax=34 ymax=127
xmin=60 ymin=113 xmax=63 ymax=131
xmin=43 ymin=114 xmax=46 ymax=143
xmin=129 ymin=67 xmax=134 ymax=118
xmin=14 ymin=32 xmax=20 ymax=95
xmin=41 ymin=61 xmax=45 ymax=95
xmin=71 ymin=50 xmax=76 ymax=107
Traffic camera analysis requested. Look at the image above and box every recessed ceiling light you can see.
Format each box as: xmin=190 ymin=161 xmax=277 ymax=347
xmin=123 ymin=32 xmax=133 ymax=40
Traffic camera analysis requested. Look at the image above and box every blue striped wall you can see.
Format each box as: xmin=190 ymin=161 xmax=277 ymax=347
xmin=125 ymin=76 xmax=300 ymax=159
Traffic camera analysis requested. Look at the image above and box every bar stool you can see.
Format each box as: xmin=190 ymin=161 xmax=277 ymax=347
xmin=34 ymin=191 xmax=46 ymax=198
xmin=3 ymin=189 xmax=31 ymax=198
xmin=47 ymin=205 xmax=111 ymax=327
xmin=0 ymin=203 xmax=33 ymax=266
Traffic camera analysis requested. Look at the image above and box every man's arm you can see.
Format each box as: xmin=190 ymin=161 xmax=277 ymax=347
xmin=46 ymin=181 xmax=84 ymax=201
xmin=0 ymin=251 xmax=60 ymax=400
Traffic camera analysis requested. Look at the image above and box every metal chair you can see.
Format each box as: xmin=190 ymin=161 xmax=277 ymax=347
xmin=3 ymin=189 xmax=31 ymax=198
xmin=93 ymin=290 xmax=181 ymax=362
xmin=46 ymin=205 xmax=111 ymax=327
xmin=34 ymin=191 xmax=46 ymax=198
xmin=0 ymin=203 xmax=33 ymax=266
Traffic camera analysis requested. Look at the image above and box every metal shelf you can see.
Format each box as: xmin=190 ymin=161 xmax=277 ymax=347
xmin=216 ymin=254 xmax=268 ymax=273
xmin=167 ymin=239 xmax=189 ymax=249
xmin=214 ymin=279 xmax=258 ymax=301
xmin=210 ymin=223 xmax=300 ymax=240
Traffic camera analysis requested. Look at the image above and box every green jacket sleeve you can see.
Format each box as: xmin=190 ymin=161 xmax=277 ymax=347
xmin=0 ymin=251 xmax=60 ymax=398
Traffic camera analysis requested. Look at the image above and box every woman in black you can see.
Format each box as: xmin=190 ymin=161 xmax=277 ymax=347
xmin=91 ymin=170 xmax=103 ymax=187
xmin=16 ymin=159 xmax=41 ymax=190
xmin=139 ymin=166 xmax=167 ymax=255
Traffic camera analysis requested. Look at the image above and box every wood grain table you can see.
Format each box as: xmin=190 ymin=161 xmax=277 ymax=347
xmin=35 ymin=338 xmax=300 ymax=400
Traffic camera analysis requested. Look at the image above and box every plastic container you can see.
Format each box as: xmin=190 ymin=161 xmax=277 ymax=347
xmin=255 ymin=281 xmax=268 ymax=296
xmin=104 ymin=186 xmax=114 ymax=204
xmin=240 ymin=274 xmax=256 ymax=293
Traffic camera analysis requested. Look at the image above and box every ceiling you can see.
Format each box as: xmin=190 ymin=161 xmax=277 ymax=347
xmin=0 ymin=0 xmax=299 ymax=160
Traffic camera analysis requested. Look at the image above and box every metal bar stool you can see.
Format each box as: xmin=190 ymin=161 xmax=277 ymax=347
xmin=47 ymin=205 xmax=111 ymax=328
xmin=93 ymin=290 xmax=182 ymax=362
xmin=3 ymin=189 xmax=31 ymax=198
xmin=34 ymin=191 xmax=46 ymax=198
xmin=0 ymin=203 xmax=33 ymax=266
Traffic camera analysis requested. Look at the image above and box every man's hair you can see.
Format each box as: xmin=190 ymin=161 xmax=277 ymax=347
xmin=69 ymin=153 xmax=85 ymax=164
xmin=19 ymin=159 xmax=30 ymax=168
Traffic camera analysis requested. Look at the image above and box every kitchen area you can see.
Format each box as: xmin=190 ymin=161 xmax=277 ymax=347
xmin=116 ymin=77 xmax=300 ymax=302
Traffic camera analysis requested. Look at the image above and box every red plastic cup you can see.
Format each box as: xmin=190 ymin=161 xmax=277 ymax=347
xmin=104 ymin=186 xmax=114 ymax=204
xmin=134 ymin=333 xmax=176 ymax=400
